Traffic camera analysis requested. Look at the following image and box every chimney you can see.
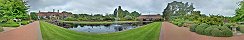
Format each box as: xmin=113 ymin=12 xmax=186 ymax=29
xmin=53 ymin=9 xmax=55 ymax=12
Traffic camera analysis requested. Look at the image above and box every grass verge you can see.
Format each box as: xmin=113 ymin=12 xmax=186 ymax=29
xmin=40 ymin=21 xmax=161 ymax=40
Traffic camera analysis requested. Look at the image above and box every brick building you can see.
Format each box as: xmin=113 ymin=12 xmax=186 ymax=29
xmin=37 ymin=9 xmax=72 ymax=20
xmin=137 ymin=14 xmax=162 ymax=21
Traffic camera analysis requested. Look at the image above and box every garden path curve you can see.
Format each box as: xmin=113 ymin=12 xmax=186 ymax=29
xmin=0 ymin=21 xmax=42 ymax=40
xmin=161 ymin=22 xmax=244 ymax=40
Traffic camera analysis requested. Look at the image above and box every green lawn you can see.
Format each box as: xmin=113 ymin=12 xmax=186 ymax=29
xmin=61 ymin=21 xmax=139 ymax=25
xmin=40 ymin=21 xmax=162 ymax=40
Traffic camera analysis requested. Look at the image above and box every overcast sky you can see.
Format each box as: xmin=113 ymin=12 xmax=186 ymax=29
xmin=27 ymin=0 xmax=242 ymax=17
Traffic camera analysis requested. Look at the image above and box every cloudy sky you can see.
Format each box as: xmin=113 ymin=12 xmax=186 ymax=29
xmin=27 ymin=0 xmax=242 ymax=17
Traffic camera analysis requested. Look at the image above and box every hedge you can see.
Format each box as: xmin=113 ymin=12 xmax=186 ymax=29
xmin=190 ymin=24 xmax=197 ymax=32
xmin=195 ymin=23 xmax=209 ymax=35
xmin=0 ymin=23 xmax=20 ymax=27
xmin=204 ymin=25 xmax=217 ymax=36
xmin=193 ymin=23 xmax=233 ymax=37
xmin=20 ymin=21 xmax=30 ymax=25
xmin=0 ymin=20 xmax=20 ymax=27
xmin=211 ymin=28 xmax=223 ymax=37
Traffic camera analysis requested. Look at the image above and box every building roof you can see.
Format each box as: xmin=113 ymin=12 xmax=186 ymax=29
xmin=37 ymin=12 xmax=71 ymax=16
xmin=137 ymin=15 xmax=162 ymax=19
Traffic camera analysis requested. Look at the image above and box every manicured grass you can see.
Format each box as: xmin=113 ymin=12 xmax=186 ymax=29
xmin=40 ymin=21 xmax=161 ymax=40
xmin=62 ymin=21 xmax=139 ymax=24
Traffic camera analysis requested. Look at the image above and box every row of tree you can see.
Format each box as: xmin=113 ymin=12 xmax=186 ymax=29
xmin=63 ymin=6 xmax=141 ymax=21
xmin=114 ymin=6 xmax=141 ymax=21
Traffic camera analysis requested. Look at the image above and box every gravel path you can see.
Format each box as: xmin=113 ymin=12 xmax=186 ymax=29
xmin=162 ymin=22 xmax=244 ymax=40
xmin=0 ymin=21 xmax=42 ymax=40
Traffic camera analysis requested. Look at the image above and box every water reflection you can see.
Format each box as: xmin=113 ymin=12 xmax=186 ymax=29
xmin=68 ymin=24 xmax=137 ymax=33
xmin=47 ymin=21 xmax=151 ymax=33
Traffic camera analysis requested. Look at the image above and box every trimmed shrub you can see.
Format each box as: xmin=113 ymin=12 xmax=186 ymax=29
xmin=20 ymin=21 xmax=30 ymax=25
xmin=195 ymin=23 xmax=209 ymax=35
xmin=0 ymin=23 xmax=20 ymax=27
xmin=204 ymin=25 xmax=217 ymax=36
xmin=190 ymin=24 xmax=197 ymax=32
xmin=206 ymin=25 xmax=233 ymax=37
xmin=0 ymin=20 xmax=20 ymax=27
xmin=0 ymin=26 xmax=3 ymax=32
xmin=211 ymin=28 xmax=223 ymax=37
xmin=221 ymin=29 xmax=233 ymax=37
xmin=239 ymin=25 xmax=244 ymax=33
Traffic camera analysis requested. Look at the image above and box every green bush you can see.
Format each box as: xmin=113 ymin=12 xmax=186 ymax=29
xmin=20 ymin=21 xmax=30 ymax=25
xmin=0 ymin=23 xmax=20 ymax=27
xmin=0 ymin=20 xmax=20 ymax=27
xmin=190 ymin=24 xmax=197 ymax=32
xmin=195 ymin=23 xmax=209 ymax=35
xmin=203 ymin=25 xmax=233 ymax=37
xmin=64 ymin=17 xmax=78 ymax=21
xmin=239 ymin=25 xmax=244 ymax=33
xmin=204 ymin=25 xmax=217 ymax=36
xmin=221 ymin=28 xmax=233 ymax=37
xmin=171 ymin=18 xmax=185 ymax=27
xmin=211 ymin=28 xmax=223 ymax=37
xmin=0 ymin=26 xmax=3 ymax=32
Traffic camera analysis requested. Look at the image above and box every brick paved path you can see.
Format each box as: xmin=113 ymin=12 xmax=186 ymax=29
xmin=161 ymin=22 xmax=244 ymax=40
xmin=0 ymin=21 xmax=42 ymax=40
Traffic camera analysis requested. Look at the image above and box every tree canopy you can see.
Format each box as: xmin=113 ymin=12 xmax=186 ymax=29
xmin=234 ymin=1 xmax=244 ymax=22
xmin=162 ymin=1 xmax=195 ymax=21
xmin=0 ymin=0 xmax=29 ymax=22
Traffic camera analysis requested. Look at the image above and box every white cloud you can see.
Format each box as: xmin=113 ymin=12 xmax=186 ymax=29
xmin=28 ymin=0 xmax=242 ymax=17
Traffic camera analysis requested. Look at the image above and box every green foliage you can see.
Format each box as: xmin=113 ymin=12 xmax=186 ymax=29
xmin=211 ymin=28 xmax=223 ymax=37
xmin=0 ymin=23 xmax=19 ymax=27
xmin=195 ymin=25 xmax=233 ymax=37
xmin=163 ymin=1 xmax=195 ymax=21
xmin=30 ymin=12 xmax=38 ymax=20
xmin=114 ymin=6 xmax=141 ymax=21
xmin=239 ymin=25 xmax=244 ymax=33
xmin=195 ymin=23 xmax=209 ymax=35
xmin=0 ymin=26 xmax=3 ymax=32
xmin=0 ymin=20 xmax=19 ymax=27
xmin=204 ymin=25 xmax=216 ymax=35
xmin=0 ymin=0 xmax=29 ymax=20
xmin=221 ymin=27 xmax=233 ymax=37
xmin=20 ymin=21 xmax=30 ymax=25
xmin=190 ymin=24 xmax=197 ymax=32
xmin=234 ymin=1 xmax=244 ymax=22
xmin=118 ymin=6 xmax=124 ymax=18
xmin=64 ymin=17 xmax=78 ymax=21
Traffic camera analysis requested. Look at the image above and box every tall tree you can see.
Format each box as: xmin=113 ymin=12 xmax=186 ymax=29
xmin=123 ymin=10 xmax=130 ymax=16
xmin=0 ymin=0 xmax=29 ymax=21
xmin=131 ymin=11 xmax=140 ymax=17
xmin=162 ymin=1 xmax=195 ymax=21
xmin=234 ymin=1 xmax=244 ymax=22
xmin=30 ymin=12 xmax=38 ymax=20
xmin=113 ymin=8 xmax=117 ymax=17
xmin=118 ymin=6 xmax=124 ymax=18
